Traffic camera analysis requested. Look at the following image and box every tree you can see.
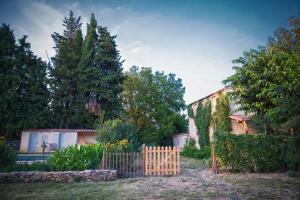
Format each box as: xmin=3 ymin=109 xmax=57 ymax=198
xmin=79 ymin=14 xmax=124 ymax=121
xmin=224 ymin=16 xmax=300 ymax=134
xmin=0 ymin=24 xmax=50 ymax=138
xmin=212 ymin=92 xmax=231 ymax=136
xmin=123 ymin=66 xmax=186 ymax=145
xmin=195 ymin=100 xmax=212 ymax=148
xmin=50 ymin=11 xmax=92 ymax=128
xmin=94 ymin=26 xmax=124 ymax=119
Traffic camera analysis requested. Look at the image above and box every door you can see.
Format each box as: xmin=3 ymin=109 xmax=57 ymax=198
xmin=28 ymin=133 xmax=38 ymax=152
xmin=58 ymin=132 xmax=65 ymax=149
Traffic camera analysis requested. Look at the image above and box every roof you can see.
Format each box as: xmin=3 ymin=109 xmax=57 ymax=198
xmin=23 ymin=129 xmax=96 ymax=133
xmin=189 ymin=88 xmax=227 ymax=106
xmin=229 ymin=115 xmax=253 ymax=121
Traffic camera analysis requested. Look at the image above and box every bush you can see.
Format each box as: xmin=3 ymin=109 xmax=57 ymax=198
xmin=104 ymin=139 xmax=133 ymax=152
xmin=96 ymin=119 xmax=140 ymax=151
xmin=214 ymin=133 xmax=300 ymax=173
xmin=181 ymin=138 xmax=211 ymax=159
xmin=0 ymin=141 xmax=17 ymax=171
xmin=48 ymin=144 xmax=103 ymax=171
xmin=14 ymin=162 xmax=51 ymax=172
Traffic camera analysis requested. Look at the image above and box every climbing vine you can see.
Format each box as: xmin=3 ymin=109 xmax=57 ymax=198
xmin=194 ymin=100 xmax=212 ymax=148
xmin=213 ymin=92 xmax=231 ymax=137
xmin=187 ymin=105 xmax=194 ymax=119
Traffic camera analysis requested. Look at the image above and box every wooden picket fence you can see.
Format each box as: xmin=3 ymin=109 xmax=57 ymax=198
xmin=143 ymin=146 xmax=180 ymax=176
xmin=101 ymin=146 xmax=180 ymax=177
xmin=101 ymin=152 xmax=143 ymax=177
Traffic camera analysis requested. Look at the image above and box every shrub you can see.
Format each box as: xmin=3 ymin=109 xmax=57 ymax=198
xmin=14 ymin=162 xmax=51 ymax=172
xmin=104 ymin=139 xmax=133 ymax=152
xmin=0 ymin=141 xmax=17 ymax=171
xmin=48 ymin=144 xmax=103 ymax=171
xmin=214 ymin=133 xmax=300 ymax=173
xmin=96 ymin=119 xmax=140 ymax=151
xmin=181 ymin=138 xmax=211 ymax=159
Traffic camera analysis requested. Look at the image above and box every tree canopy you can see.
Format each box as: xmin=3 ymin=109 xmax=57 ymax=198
xmin=123 ymin=66 xmax=186 ymax=145
xmin=0 ymin=24 xmax=50 ymax=139
xmin=224 ymin=16 xmax=300 ymax=135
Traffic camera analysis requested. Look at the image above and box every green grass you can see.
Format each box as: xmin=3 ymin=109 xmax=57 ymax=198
xmin=0 ymin=157 xmax=299 ymax=200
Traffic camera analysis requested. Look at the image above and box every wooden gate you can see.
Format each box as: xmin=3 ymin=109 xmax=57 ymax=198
xmin=101 ymin=146 xmax=180 ymax=177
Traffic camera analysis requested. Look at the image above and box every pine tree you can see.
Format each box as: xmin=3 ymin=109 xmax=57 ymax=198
xmin=50 ymin=11 xmax=88 ymax=128
xmin=0 ymin=24 xmax=50 ymax=138
xmin=79 ymin=13 xmax=100 ymax=122
xmin=95 ymin=26 xmax=124 ymax=119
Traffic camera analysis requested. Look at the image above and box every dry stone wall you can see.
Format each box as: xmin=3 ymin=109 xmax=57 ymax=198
xmin=0 ymin=170 xmax=117 ymax=183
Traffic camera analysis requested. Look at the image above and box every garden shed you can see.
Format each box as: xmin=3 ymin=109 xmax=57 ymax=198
xmin=20 ymin=129 xmax=97 ymax=153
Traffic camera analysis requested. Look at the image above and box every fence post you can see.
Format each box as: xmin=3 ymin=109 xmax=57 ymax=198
xmin=177 ymin=147 xmax=180 ymax=175
xmin=157 ymin=146 xmax=161 ymax=175
xmin=145 ymin=146 xmax=148 ymax=176
xmin=161 ymin=146 xmax=165 ymax=176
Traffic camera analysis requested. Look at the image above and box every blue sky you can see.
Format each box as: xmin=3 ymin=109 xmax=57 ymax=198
xmin=1 ymin=0 xmax=299 ymax=104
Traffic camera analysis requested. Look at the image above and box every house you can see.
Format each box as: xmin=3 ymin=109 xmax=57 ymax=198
xmin=189 ymin=88 xmax=256 ymax=149
xmin=20 ymin=129 xmax=97 ymax=153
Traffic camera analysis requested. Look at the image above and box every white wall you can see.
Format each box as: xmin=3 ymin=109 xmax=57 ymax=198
xmin=173 ymin=134 xmax=188 ymax=149
xmin=20 ymin=131 xmax=77 ymax=152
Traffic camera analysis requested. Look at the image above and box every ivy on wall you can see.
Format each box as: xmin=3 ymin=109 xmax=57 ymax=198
xmin=213 ymin=92 xmax=231 ymax=137
xmin=194 ymin=100 xmax=212 ymax=148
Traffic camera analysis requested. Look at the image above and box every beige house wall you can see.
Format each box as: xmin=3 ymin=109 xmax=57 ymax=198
xmin=188 ymin=88 xmax=255 ymax=149
xmin=77 ymin=133 xmax=96 ymax=145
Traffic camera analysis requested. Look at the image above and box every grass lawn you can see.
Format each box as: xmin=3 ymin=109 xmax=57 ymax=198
xmin=1 ymin=157 xmax=299 ymax=199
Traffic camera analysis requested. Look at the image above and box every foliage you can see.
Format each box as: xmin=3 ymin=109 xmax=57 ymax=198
xmin=50 ymin=11 xmax=93 ymax=128
xmin=0 ymin=24 xmax=50 ymax=138
xmin=96 ymin=118 xmax=140 ymax=151
xmin=194 ymin=100 xmax=212 ymax=148
xmin=104 ymin=139 xmax=133 ymax=152
xmin=13 ymin=162 xmax=51 ymax=172
xmin=214 ymin=133 xmax=300 ymax=172
xmin=123 ymin=66 xmax=186 ymax=146
xmin=48 ymin=144 xmax=103 ymax=171
xmin=173 ymin=113 xmax=188 ymax=134
xmin=0 ymin=141 xmax=17 ymax=171
xmin=223 ymin=16 xmax=300 ymax=134
xmin=50 ymin=11 xmax=124 ymax=128
xmin=212 ymin=92 xmax=231 ymax=137
xmin=181 ymin=138 xmax=211 ymax=159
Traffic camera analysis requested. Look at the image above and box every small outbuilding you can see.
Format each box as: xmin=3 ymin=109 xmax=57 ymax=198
xmin=173 ymin=133 xmax=189 ymax=150
xmin=20 ymin=129 xmax=97 ymax=153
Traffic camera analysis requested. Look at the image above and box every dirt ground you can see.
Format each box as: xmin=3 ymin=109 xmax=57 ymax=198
xmin=1 ymin=157 xmax=299 ymax=199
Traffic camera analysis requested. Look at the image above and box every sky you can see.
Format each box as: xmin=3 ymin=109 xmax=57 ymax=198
xmin=0 ymin=0 xmax=299 ymax=104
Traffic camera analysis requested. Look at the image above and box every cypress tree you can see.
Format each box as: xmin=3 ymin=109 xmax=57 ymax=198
xmin=50 ymin=11 xmax=86 ymax=128
xmin=95 ymin=26 xmax=124 ymax=119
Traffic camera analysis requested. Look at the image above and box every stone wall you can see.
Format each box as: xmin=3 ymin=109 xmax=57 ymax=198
xmin=0 ymin=170 xmax=117 ymax=183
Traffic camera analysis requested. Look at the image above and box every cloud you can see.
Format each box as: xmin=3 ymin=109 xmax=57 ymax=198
xmin=9 ymin=1 xmax=261 ymax=104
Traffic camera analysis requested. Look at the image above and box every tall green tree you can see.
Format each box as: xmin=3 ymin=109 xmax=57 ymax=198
xmin=0 ymin=24 xmax=50 ymax=138
xmin=94 ymin=26 xmax=124 ymax=119
xmin=224 ymin=16 xmax=300 ymax=134
xmin=123 ymin=66 xmax=186 ymax=145
xmin=79 ymin=14 xmax=124 ymax=121
xmin=50 ymin=11 xmax=90 ymax=128
xmin=195 ymin=100 xmax=212 ymax=148
xmin=212 ymin=92 xmax=231 ymax=136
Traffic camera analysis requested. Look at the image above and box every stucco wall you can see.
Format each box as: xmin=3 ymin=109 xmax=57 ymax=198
xmin=188 ymin=88 xmax=255 ymax=149
xmin=20 ymin=131 xmax=77 ymax=153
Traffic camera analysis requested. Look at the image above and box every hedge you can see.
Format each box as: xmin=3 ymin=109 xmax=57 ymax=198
xmin=214 ymin=133 xmax=300 ymax=173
